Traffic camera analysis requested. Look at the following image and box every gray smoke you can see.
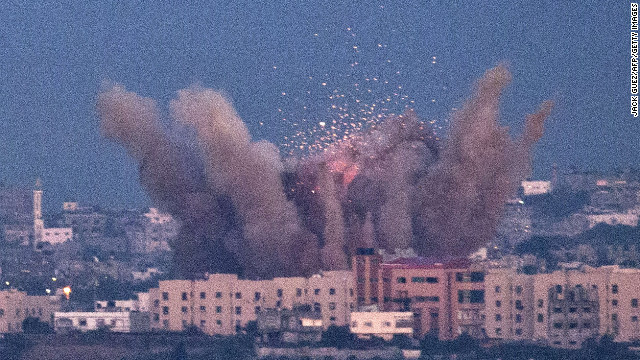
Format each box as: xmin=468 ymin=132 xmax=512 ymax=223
xmin=97 ymin=65 xmax=552 ymax=278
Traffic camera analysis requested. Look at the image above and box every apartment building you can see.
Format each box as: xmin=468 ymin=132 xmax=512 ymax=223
xmin=363 ymin=256 xmax=485 ymax=340
xmin=485 ymin=266 xmax=640 ymax=348
xmin=352 ymin=248 xmax=383 ymax=308
xmin=148 ymin=270 xmax=354 ymax=335
xmin=0 ymin=289 xmax=60 ymax=333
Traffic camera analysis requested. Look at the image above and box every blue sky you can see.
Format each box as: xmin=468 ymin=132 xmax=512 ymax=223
xmin=0 ymin=1 xmax=636 ymax=211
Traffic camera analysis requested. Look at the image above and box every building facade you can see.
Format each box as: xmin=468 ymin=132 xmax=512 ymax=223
xmin=0 ymin=289 xmax=60 ymax=333
xmin=356 ymin=256 xmax=486 ymax=340
xmin=485 ymin=266 xmax=640 ymax=348
xmin=147 ymin=271 xmax=354 ymax=335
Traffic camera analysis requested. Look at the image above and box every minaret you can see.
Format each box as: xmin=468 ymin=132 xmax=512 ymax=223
xmin=33 ymin=178 xmax=44 ymax=246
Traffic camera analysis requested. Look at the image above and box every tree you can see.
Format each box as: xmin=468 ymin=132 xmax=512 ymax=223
xmin=21 ymin=317 xmax=52 ymax=334
xmin=321 ymin=325 xmax=353 ymax=348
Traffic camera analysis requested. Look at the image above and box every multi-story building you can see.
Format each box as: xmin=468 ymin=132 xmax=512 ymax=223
xmin=485 ymin=266 xmax=640 ymax=348
xmin=352 ymin=248 xmax=383 ymax=308
xmin=0 ymin=289 xmax=60 ymax=333
xmin=364 ymin=256 xmax=485 ymax=340
xmin=128 ymin=208 xmax=179 ymax=253
xmin=147 ymin=270 xmax=354 ymax=335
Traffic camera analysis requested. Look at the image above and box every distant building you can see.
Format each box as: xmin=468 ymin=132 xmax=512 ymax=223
xmin=54 ymin=311 xmax=150 ymax=333
xmin=353 ymin=250 xmax=486 ymax=340
xmin=95 ymin=293 xmax=149 ymax=313
xmin=585 ymin=210 xmax=638 ymax=228
xmin=129 ymin=208 xmax=179 ymax=253
xmin=147 ymin=270 xmax=354 ymax=335
xmin=350 ymin=310 xmax=414 ymax=340
xmin=257 ymin=305 xmax=324 ymax=343
xmin=0 ymin=182 xmax=33 ymax=246
xmin=485 ymin=266 xmax=640 ymax=348
xmin=521 ymin=181 xmax=552 ymax=196
xmin=377 ymin=257 xmax=485 ymax=340
xmin=33 ymin=179 xmax=72 ymax=247
xmin=0 ymin=289 xmax=60 ymax=333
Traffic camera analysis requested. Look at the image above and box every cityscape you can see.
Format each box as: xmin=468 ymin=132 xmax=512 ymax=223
xmin=1 ymin=2 xmax=637 ymax=360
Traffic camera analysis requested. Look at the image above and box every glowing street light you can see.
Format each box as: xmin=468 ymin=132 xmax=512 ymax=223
xmin=63 ymin=286 xmax=72 ymax=300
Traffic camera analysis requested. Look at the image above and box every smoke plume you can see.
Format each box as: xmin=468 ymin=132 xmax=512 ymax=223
xmin=97 ymin=65 xmax=552 ymax=278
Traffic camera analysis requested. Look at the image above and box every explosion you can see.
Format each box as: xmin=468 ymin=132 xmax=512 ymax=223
xmin=97 ymin=65 xmax=552 ymax=279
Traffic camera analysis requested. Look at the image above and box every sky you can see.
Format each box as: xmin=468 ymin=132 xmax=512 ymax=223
xmin=0 ymin=1 xmax=637 ymax=211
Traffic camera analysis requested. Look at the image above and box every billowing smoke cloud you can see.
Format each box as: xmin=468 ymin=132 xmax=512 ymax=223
xmin=97 ymin=65 xmax=552 ymax=278
xmin=413 ymin=65 xmax=553 ymax=256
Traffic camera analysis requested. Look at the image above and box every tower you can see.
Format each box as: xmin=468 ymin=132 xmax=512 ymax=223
xmin=33 ymin=178 xmax=44 ymax=246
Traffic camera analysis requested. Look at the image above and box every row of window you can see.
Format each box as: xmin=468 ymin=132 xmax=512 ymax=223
xmin=0 ymin=308 xmax=44 ymax=318
xmin=158 ymin=302 xmax=344 ymax=316
xmin=163 ymin=287 xmax=344 ymax=302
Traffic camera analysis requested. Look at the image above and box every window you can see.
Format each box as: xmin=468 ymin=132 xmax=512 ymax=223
xmin=397 ymin=277 xmax=406 ymax=284
xmin=371 ymin=297 xmax=378 ymax=303
xmin=216 ymin=306 xmax=222 ymax=313
xmin=456 ymin=272 xmax=484 ymax=282
xmin=163 ymin=320 xmax=169 ymax=328
xmin=632 ymin=299 xmax=638 ymax=308
xmin=181 ymin=306 xmax=188 ymax=313
xmin=276 ymin=300 xmax=281 ymax=308
xmin=370 ymin=278 xmax=378 ymax=283
xmin=515 ymin=300 xmax=523 ymax=310
xmin=254 ymin=292 xmax=261 ymax=301
xmin=458 ymin=290 xmax=484 ymax=304
xmin=537 ymin=314 xmax=544 ymax=323
xmin=153 ymin=313 xmax=159 ymax=322
xmin=553 ymin=322 xmax=563 ymax=329
xmin=583 ymin=307 xmax=591 ymax=313
xmin=182 ymin=320 xmax=188 ymax=328
xmin=515 ymin=328 xmax=522 ymax=335
xmin=495 ymin=328 xmax=502 ymax=335
xmin=235 ymin=307 xmax=242 ymax=315
xmin=296 ymin=288 xmax=302 ymax=297
xmin=495 ymin=286 xmax=501 ymax=293
xmin=569 ymin=322 xmax=578 ymax=329
xmin=200 ymin=320 xmax=206 ymax=327
xmin=364 ymin=321 xmax=373 ymax=327
xmin=357 ymin=277 xmax=365 ymax=284
xmin=329 ymin=288 xmax=336 ymax=295
xmin=200 ymin=292 xmax=206 ymax=299
xmin=200 ymin=306 xmax=206 ymax=313
xmin=0 ymin=309 xmax=5 ymax=317
xmin=555 ymin=285 xmax=562 ymax=293
xmin=537 ymin=299 xmax=543 ymax=308
xmin=79 ymin=318 xmax=87 ymax=326
xmin=330 ymin=316 xmax=336 ymax=322
xmin=495 ymin=300 xmax=502 ymax=308
xmin=569 ymin=307 xmax=577 ymax=313
xmin=553 ymin=307 xmax=562 ymax=313
xmin=495 ymin=314 xmax=502 ymax=321
xmin=426 ymin=277 xmax=439 ymax=283
xmin=215 ymin=292 xmax=222 ymax=298
xmin=612 ymin=314 xmax=618 ymax=321
xmin=612 ymin=300 xmax=618 ymax=307
xmin=235 ymin=292 xmax=242 ymax=299
xmin=314 ymin=303 xmax=321 ymax=312
xmin=515 ymin=314 xmax=522 ymax=323
xmin=314 ymin=289 xmax=320 ymax=295
xmin=612 ymin=284 xmax=619 ymax=294
xmin=329 ymin=302 xmax=336 ymax=310
xmin=255 ymin=306 xmax=261 ymax=314
xmin=515 ymin=286 xmax=522 ymax=294
xmin=182 ymin=292 xmax=188 ymax=301
xmin=349 ymin=288 xmax=354 ymax=297
xmin=154 ymin=300 xmax=160 ymax=307
xmin=162 ymin=292 xmax=169 ymax=300
xmin=632 ymin=316 xmax=638 ymax=322
xmin=162 ymin=306 xmax=169 ymax=315
xmin=583 ymin=322 xmax=591 ymax=329
xmin=216 ymin=320 xmax=222 ymax=326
